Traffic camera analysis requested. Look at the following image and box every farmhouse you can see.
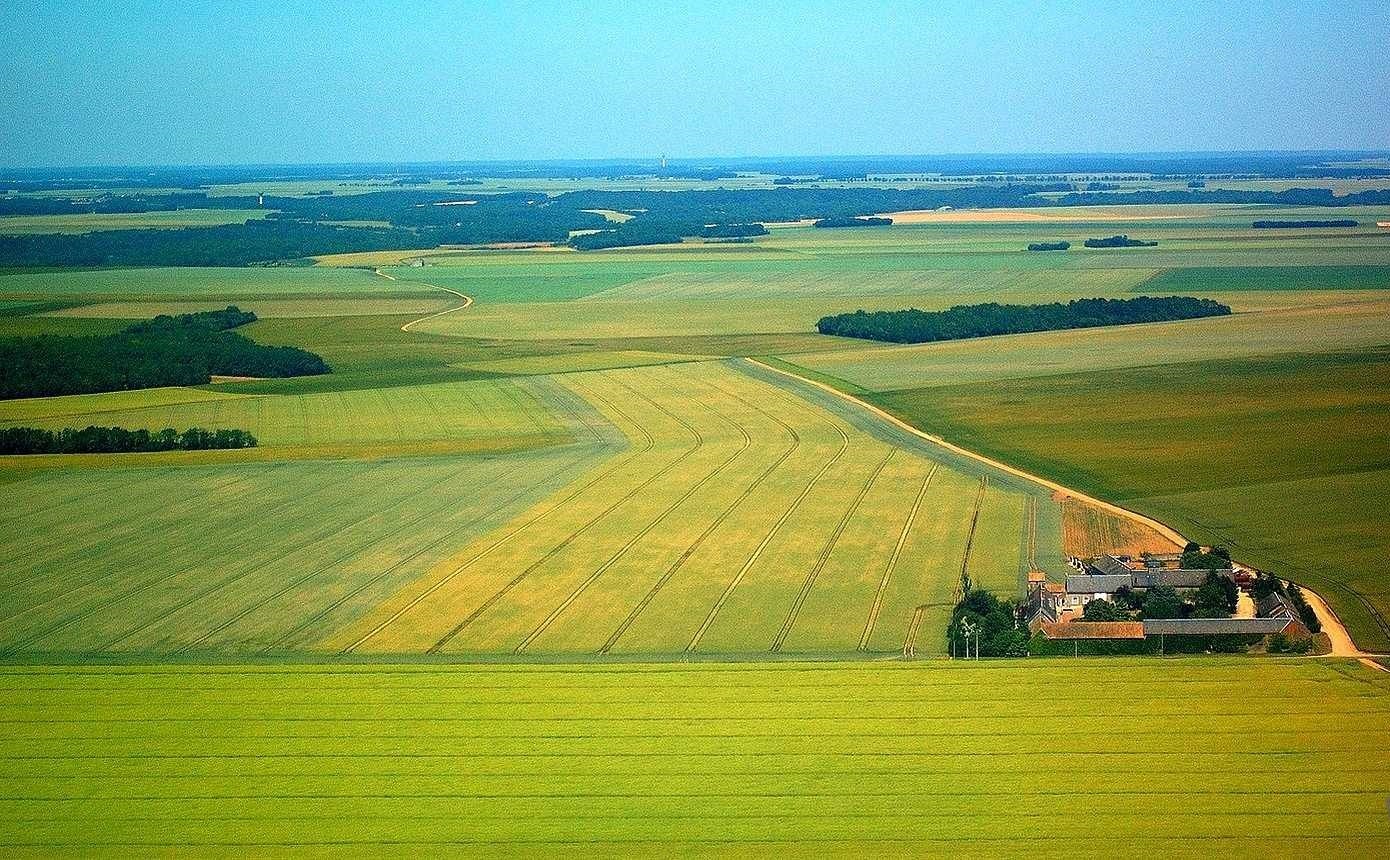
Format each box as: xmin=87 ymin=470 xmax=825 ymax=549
xmin=1057 ymin=554 xmax=1229 ymax=613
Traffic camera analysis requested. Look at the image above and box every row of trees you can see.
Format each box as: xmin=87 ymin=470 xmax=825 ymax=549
xmin=813 ymin=216 xmax=892 ymax=228
xmin=0 ymin=425 xmax=256 ymax=455
xmin=816 ymin=296 xmax=1232 ymax=344
xmin=1083 ymin=235 xmax=1158 ymax=248
xmin=0 ymin=306 xmax=329 ymax=399
xmin=1026 ymin=241 xmax=1070 ymax=251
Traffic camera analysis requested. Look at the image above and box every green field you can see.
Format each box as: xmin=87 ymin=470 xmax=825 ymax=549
xmin=0 ymin=659 xmax=1386 ymax=853
xmin=0 ymin=209 xmax=270 ymax=235
xmin=0 ymin=360 xmax=1053 ymax=658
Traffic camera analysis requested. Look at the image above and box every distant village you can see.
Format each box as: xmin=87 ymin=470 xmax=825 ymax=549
xmin=1023 ymin=544 xmax=1321 ymax=656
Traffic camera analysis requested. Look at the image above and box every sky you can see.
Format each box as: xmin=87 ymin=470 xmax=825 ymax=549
xmin=1 ymin=0 xmax=1387 ymax=167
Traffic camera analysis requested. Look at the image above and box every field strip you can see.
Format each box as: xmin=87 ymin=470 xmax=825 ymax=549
xmin=960 ymin=478 xmax=988 ymax=583
xmin=0 ymin=466 xmax=284 ymax=629
xmin=744 ymin=357 xmax=1366 ymax=655
xmin=687 ymin=417 xmax=851 ymax=653
xmin=859 ymin=465 xmax=937 ymax=651
xmin=1026 ymin=496 xmax=1038 ymax=570
xmin=425 ymin=376 xmax=705 ymax=653
xmin=772 ymin=450 xmax=897 ymax=653
xmin=268 ymin=455 xmax=601 ymax=650
xmin=175 ymin=458 xmax=551 ymax=653
xmin=378 ymin=268 xmax=474 ymax=333
xmin=337 ymin=376 xmax=652 ymax=653
xmin=0 ymin=466 xmax=264 ymax=586
xmin=516 ymin=396 xmax=752 ymax=653
xmin=599 ymin=382 xmax=801 ymax=654
xmin=79 ymin=461 xmax=488 ymax=654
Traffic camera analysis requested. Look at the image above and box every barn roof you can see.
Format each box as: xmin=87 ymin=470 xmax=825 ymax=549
xmin=1143 ymin=618 xmax=1290 ymax=636
xmin=1066 ymin=574 xmax=1131 ymax=594
xmin=1039 ymin=621 xmax=1145 ymax=640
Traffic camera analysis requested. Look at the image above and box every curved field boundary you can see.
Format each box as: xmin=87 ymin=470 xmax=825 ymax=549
xmin=772 ymin=450 xmax=896 ymax=653
xmin=376 ymin=268 xmax=474 ymax=333
xmin=686 ymin=414 xmax=852 ymax=653
xmin=425 ymin=374 xmax=706 ymax=654
xmin=747 ymin=358 xmax=1366 ymax=658
xmin=748 ymin=358 xmax=1186 ymax=547
xmin=859 ymin=464 xmax=937 ymax=652
xmin=600 ymin=381 xmax=803 ymax=655
xmin=514 ymin=393 xmax=752 ymax=653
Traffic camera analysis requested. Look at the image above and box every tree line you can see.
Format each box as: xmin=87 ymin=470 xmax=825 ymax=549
xmin=0 ymin=306 xmax=329 ymax=399
xmin=1083 ymin=235 xmax=1157 ymax=248
xmin=816 ymin=296 xmax=1232 ymax=344
xmin=1026 ymin=241 xmax=1070 ymax=251
xmin=0 ymin=425 xmax=257 ymax=455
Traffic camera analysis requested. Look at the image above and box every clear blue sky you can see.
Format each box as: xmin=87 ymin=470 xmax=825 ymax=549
xmin=1 ymin=0 xmax=1386 ymax=167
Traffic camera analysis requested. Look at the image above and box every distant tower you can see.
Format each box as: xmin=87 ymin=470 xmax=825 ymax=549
xmin=257 ymin=193 xmax=264 ymax=207
xmin=660 ymin=154 xmax=667 ymax=170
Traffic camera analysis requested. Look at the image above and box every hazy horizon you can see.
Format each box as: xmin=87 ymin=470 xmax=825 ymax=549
xmin=3 ymin=0 xmax=1387 ymax=168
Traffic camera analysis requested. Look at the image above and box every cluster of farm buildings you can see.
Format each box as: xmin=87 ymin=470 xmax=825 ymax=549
xmin=1026 ymin=552 xmax=1311 ymax=649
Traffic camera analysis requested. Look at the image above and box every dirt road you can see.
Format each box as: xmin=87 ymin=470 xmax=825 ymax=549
xmin=374 ymin=268 xmax=474 ymax=332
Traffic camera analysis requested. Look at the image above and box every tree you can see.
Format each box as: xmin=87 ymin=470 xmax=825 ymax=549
xmin=1143 ymin=584 xmax=1184 ymax=619
xmin=1083 ymin=598 xmax=1127 ymax=622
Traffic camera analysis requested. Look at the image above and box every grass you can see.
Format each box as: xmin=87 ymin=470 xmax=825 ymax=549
xmin=0 ymin=659 xmax=1387 ymax=853
xmin=42 ymin=295 xmax=454 ymax=319
xmin=0 ymin=361 xmax=1050 ymax=658
xmin=0 ymin=376 xmax=570 ymax=453
xmin=1139 ymin=265 xmax=1390 ymax=292
xmin=0 ymin=266 xmax=415 ymax=299
xmin=313 ymin=361 xmax=1047 ymax=658
xmin=0 ymin=209 xmax=270 ymax=234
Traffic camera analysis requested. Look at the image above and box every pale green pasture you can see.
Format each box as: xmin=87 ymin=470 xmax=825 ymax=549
xmin=42 ymin=296 xmax=453 ymax=319
xmin=0 ymin=209 xmax=269 ymax=234
xmin=0 ymin=377 xmax=571 ymax=450
xmin=786 ymin=297 xmax=1390 ymax=391
xmin=0 ymin=266 xmax=417 ymax=298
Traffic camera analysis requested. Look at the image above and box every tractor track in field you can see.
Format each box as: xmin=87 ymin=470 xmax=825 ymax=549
xmin=960 ymin=478 xmax=989 ymax=585
xmin=772 ymin=449 xmax=896 ymax=653
xmin=598 ymin=380 xmax=804 ymax=655
xmin=0 ymin=465 xmax=279 ymax=632
xmin=175 ymin=458 xmax=545 ymax=654
xmin=340 ymin=373 xmax=657 ymax=654
xmin=376 ymin=268 xmax=474 ymax=333
xmin=0 ymin=460 xmax=390 ymax=655
xmin=268 ymin=387 xmax=614 ymax=652
xmin=686 ymin=407 xmax=852 ymax=653
xmin=88 ymin=460 xmax=489 ymax=655
xmin=514 ymin=390 xmax=752 ymax=653
xmin=427 ymin=373 xmax=706 ymax=654
xmin=859 ymin=464 xmax=937 ymax=652
xmin=0 ymin=466 xmax=265 ymax=594
xmin=1026 ymin=496 xmax=1039 ymax=571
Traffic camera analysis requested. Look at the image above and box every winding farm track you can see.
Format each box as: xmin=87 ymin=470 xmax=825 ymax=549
xmin=747 ymin=358 xmax=1368 ymax=659
xmin=375 ymin=267 xmax=473 ymax=332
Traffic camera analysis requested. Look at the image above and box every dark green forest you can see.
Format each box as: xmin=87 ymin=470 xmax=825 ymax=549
xmin=0 ymin=307 xmax=329 ymax=399
xmin=816 ymin=296 xmax=1232 ymax=343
